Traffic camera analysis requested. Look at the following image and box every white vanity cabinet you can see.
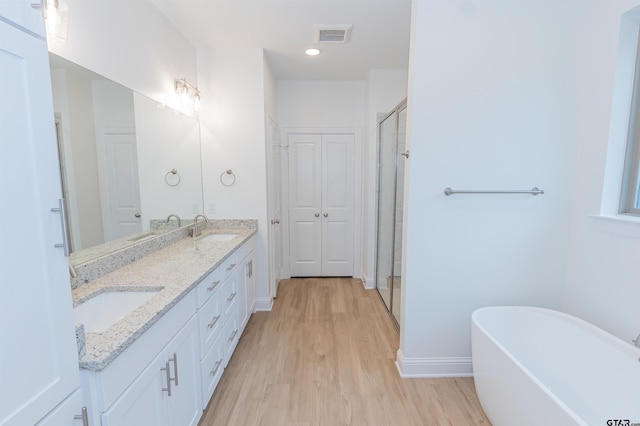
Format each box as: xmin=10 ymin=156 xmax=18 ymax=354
xmin=82 ymin=291 xmax=201 ymax=426
xmin=236 ymin=238 xmax=256 ymax=330
xmin=1 ymin=7 xmax=84 ymax=426
xmin=0 ymin=0 xmax=46 ymax=36
xmin=196 ymin=235 xmax=256 ymax=407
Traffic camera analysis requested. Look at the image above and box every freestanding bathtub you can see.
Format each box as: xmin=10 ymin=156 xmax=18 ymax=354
xmin=472 ymin=306 xmax=640 ymax=426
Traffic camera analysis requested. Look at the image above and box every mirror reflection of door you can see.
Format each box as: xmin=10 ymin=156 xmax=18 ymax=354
xmin=54 ymin=114 xmax=74 ymax=253
xmin=375 ymin=99 xmax=407 ymax=331
xmin=99 ymin=129 xmax=142 ymax=241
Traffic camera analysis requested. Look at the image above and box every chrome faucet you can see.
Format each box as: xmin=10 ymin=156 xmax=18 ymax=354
xmin=166 ymin=213 xmax=181 ymax=227
xmin=191 ymin=214 xmax=209 ymax=238
xmin=633 ymin=334 xmax=640 ymax=348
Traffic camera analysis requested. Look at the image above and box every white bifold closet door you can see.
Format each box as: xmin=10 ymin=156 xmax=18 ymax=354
xmin=288 ymin=132 xmax=354 ymax=277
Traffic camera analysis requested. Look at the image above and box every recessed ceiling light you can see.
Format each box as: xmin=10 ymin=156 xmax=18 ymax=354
xmin=305 ymin=48 xmax=320 ymax=56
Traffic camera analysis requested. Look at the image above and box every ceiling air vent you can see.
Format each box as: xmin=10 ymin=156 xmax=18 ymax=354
xmin=313 ymin=24 xmax=353 ymax=44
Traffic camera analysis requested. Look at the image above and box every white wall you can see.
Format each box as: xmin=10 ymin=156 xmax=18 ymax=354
xmin=363 ymin=70 xmax=408 ymax=288
xmin=277 ymin=80 xmax=365 ymax=127
xmin=134 ymin=93 xmax=203 ymax=226
xmin=48 ymin=0 xmax=197 ymax=116
xmin=198 ymin=48 xmax=271 ymax=309
xmin=563 ymin=1 xmax=640 ymax=343
xmin=400 ymin=0 xmax=585 ymax=376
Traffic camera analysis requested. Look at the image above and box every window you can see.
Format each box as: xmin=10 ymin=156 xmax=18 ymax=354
xmin=620 ymin=34 xmax=640 ymax=216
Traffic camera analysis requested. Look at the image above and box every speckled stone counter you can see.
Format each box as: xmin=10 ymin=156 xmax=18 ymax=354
xmin=72 ymin=221 xmax=257 ymax=371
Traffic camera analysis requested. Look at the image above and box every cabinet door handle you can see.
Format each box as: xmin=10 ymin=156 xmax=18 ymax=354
xmin=323 ymin=213 xmax=328 ymax=217
xmin=170 ymin=352 xmax=179 ymax=386
xmin=228 ymin=329 xmax=238 ymax=342
xmin=249 ymin=260 xmax=253 ymax=278
xmin=208 ymin=315 xmax=221 ymax=329
xmin=210 ymin=359 xmax=222 ymax=377
xmin=315 ymin=213 xmax=320 ymax=217
xmin=207 ymin=280 xmax=221 ymax=292
xmin=227 ymin=292 xmax=237 ymax=302
xmin=226 ymin=263 xmax=236 ymax=271
xmin=51 ymin=198 xmax=70 ymax=256
xmin=73 ymin=406 xmax=89 ymax=426
xmin=161 ymin=361 xmax=172 ymax=396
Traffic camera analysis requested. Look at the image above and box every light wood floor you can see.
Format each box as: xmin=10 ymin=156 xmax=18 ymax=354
xmin=199 ymin=278 xmax=490 ymax=425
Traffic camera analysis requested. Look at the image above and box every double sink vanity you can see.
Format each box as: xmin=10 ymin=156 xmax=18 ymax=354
xmin=70 ymin=219 xmax=257 ymax=426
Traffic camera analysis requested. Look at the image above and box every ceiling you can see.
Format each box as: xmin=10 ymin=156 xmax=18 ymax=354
xmin=151 ymin=0 xmax=412 ymax=80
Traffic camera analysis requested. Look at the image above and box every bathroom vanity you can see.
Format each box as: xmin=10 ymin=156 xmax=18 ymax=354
xmin=72 ymin=222 xmax=257 ymax=426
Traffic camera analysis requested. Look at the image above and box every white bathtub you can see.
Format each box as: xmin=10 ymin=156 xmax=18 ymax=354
xmin=472 ymin=306 xmax=640 ymax=426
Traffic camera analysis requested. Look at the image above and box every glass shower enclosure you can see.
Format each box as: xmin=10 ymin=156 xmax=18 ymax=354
xmin=375 ymin=99 xmax=407 ymax=331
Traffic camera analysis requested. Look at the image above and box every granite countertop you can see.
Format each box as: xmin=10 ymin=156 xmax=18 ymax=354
xmin=72 ymin=224 xmax=257 ymax=371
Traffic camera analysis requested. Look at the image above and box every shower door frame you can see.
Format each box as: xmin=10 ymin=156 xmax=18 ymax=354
xmin=374 ymin=98 xmax=407 ymax=332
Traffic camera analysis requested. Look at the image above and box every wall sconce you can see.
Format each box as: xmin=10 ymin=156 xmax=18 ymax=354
xmin=175 ymin=78 xmax=201 ymax=113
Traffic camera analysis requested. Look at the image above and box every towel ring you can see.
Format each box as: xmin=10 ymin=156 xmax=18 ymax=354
xmin=220 ymin=169 xmax=236 ymax=187
xmin=165 ymin=169 xmax=181 ymax=187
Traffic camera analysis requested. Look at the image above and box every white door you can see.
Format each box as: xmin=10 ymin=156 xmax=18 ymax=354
xmin=101 ymin=353 xmax=168 ymax=426
xmin=99 ymin=129 xmax=142 ymax=241
xmin=0 ymin=18 xmax=81 ymax=426
xmin=288 ymin=132 xmax=355 ymax=277
xmin=165 ymin=317 xmax=202 ymax=426
xmin=267 ymin=118 xmax=283 ymax=298
xmin=321 ymin=134 xmax=354 ymax=276
xmin=288 ymin=134 xmax=323 ymax=276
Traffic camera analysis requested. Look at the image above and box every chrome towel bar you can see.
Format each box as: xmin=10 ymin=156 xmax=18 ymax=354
xmin=444 ymin=187 xmax=544 ymax=196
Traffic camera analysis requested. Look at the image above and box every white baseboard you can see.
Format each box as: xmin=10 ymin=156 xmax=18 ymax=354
xmin=360 ymin=267 xmax=375 ymax=289
xmin=395 ymin=349 xmax=473 ymax=378
xmin=254 ymin=297 xmax=273 ymax=311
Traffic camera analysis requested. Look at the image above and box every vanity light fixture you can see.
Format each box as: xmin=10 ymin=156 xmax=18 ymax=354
xmin=305 ymin=48 xmax=321 ymax=56
xmin=174 ymin=78 xmax=201 ymax=112
xmin=32 ymin=0 xmax=69 ymax=42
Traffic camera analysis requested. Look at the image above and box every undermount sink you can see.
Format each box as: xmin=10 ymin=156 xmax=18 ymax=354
xmin=74 ymin=290 xmax=159 ymax=333
xmin=200 ymin=233 xmax=238 ymax=242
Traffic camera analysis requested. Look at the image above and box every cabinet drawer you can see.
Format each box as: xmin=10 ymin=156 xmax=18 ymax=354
xmin=200 ymin=334 xmax=224 ymax=408
xmin=219 ymin=252 xmax=237 ymax=282
xmin=223 ymin=309 xmax=240 ymax=367
xmin=196 ymin=267 xmax=221 ymax=308
xmin=221 ymin=270 xmax=238 ymax=317
xmin=198 ymin=289 xmax=223 ymax=357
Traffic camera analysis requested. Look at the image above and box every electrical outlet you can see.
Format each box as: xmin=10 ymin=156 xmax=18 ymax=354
xmin=208 ymin=202 xmax=216 ymax=214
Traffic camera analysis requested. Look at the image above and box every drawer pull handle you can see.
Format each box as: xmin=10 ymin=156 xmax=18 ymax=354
xmin=161 ymin=361 xmax=172 ymax=396
xmin=170 ymin=352 xmax=179 ymax=386
xmin=227 ymin=292 xmax=237 ymax=302
xmin=207 ymin=280 xmax=221 ymax=291
xmin=73 ymin=407 xmax=89 ymax=426
xmin=208 ymin=315 xmax=221 ymax=329
xmin=228 ymin=329 xmax=238 ymax=342
xmin=226 ymin=263 xmax=236 ymax=271
xmin=210 ymin=359 xmax=222 ymax=376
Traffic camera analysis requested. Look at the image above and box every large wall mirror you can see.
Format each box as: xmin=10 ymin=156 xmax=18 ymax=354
xmin=49 ymin=53 xmax=203 ymax=262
